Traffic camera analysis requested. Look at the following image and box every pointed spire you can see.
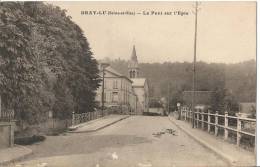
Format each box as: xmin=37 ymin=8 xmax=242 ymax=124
xmin=131 ymin=45 xmax=138 ymax=62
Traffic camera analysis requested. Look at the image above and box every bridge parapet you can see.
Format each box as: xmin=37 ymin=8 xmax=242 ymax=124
xmin=179 ymin=107 xmax=256 ymax=153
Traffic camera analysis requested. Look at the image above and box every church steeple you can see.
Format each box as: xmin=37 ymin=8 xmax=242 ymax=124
xmin=128 ymin=45 xmax=139 ymax=78
xmin=131 ymin=45 xmax=138 ymax=62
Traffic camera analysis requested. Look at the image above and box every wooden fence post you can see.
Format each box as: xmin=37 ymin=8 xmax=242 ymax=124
xmin=215 ymin=111 xmax=218 ymax=136
xmin=201 ymin=112 xmax=204 ymax=130
xmin=190 ymin=110 xmax=192 ymax=123
xmin=254 ymin=129 xmax=256 ymax=155
xmin=208 ymin=110 xmax=211 ymax=133
xmin=196 ymin=112 xmax=199 ymax=128
xmin=237 ymin=112 xmax=242 ymax=146
xmin=185 ymin=110 xmax=187 ymax=121
xmin=224 ymin=111 xmax=228 ymax=140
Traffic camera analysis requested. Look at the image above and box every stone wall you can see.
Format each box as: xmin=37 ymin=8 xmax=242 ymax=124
xmin=15 ymin=119 xmax=71 ymax=137
xmin=0 ymin=122 xmax=14 ymax=149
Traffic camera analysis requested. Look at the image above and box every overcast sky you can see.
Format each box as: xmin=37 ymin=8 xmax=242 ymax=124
xmin=50 ymin=1 xmax=256 ymax=64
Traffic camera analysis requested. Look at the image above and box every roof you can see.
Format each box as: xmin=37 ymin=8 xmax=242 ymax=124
xmin=131 ymin=78 xmax=146 ymax=87
xmin=105 ymin=66 xmax=124 ymax=77
xmin=131 ymin=45 xmax=138 ymax=62
xmin=104 ymin=66 xmax=132 ymax=83
xmin=128 ymin=45 xmax=139 ymax=68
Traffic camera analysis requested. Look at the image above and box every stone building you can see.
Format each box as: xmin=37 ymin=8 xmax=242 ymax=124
xmin=95 ymin=45 xmax=149 ymax=114
xmin=95 ymin=65 xmax=137 ymax=113
xmin=128 ymin=45 xmax=149 ymax=114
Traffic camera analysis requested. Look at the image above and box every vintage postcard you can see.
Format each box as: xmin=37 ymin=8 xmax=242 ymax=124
xmin=0 ymin=1 xmax=256 ymax=167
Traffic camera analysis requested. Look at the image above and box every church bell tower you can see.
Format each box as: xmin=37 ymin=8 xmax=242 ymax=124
xmin=128 ymin=45 xmax=139 ymax=78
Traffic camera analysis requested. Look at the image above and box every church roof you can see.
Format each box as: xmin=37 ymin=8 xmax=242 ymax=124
xmin=128 ymin=45 xmax=139 ymax=68
xmin=131 ymin=78 xmax=146 ymax=87
xmin=131 ymin=45 xmax=138 ymax=62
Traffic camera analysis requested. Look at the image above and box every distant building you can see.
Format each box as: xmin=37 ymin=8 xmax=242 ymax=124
xmin=128 ymin=45 xmax=149 ymax=114
xmin=95 ymin=65 xmax=137 ymax=113
xmin=238 ymin=102 xmax=256 ymax=118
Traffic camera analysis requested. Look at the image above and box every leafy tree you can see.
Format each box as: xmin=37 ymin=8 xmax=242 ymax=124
xmin=0 ymin=2 xmax=101 ymax=124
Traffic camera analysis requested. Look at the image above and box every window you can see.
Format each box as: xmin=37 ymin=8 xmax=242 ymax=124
xmin=112 ymin=92 xmax=119 ymax=102
xmin=113 ymin=80 xmax=118 ymax=89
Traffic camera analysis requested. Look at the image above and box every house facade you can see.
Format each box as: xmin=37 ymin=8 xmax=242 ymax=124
xmin=95 ymin=66 xmax=137 ymax=113
xmin=95 ymin=45 xmax=149 ymax=115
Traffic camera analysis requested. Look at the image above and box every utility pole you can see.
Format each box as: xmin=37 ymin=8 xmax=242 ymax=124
xmin=168 ymin=83 xmax=170 ymax=114
xmin=101 ymin=63 xmax=109 ymax=116
xmin=192 ymin=1 xmax=199 ymax=128
xmin=101 ymin=67 xmax=105 ymax=116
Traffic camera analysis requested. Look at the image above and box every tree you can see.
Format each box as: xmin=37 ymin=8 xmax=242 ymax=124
xmin=0 ymin=2 xmax=101 ymax=124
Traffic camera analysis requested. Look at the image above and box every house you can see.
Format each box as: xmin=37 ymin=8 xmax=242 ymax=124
xmin=95 ymin=45 xmax=149 ymax=115
xmin=238 ymin=102 xmax=256 ymax=118
xmin=95 ymin=65 xmax=137 ymax=113
xmin=128 ymin=45 xmax=149 ymax=114
xmin=132 ymin=78 xmax=149 ymax=114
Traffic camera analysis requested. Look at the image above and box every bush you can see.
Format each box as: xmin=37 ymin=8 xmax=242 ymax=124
xmin=14 ymin=135 xmax=46 ymax=145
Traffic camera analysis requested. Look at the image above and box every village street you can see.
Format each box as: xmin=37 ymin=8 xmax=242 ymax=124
xmin=10 ymin=116 xmax=228 ymax=167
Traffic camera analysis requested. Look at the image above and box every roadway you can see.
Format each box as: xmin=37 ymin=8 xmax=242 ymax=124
xmin=10 ymin=116 xmax=228 ymax=167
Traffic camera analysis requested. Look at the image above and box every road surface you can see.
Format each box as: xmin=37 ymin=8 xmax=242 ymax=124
xmin=10 ymin=116 xmax=228 ymax=167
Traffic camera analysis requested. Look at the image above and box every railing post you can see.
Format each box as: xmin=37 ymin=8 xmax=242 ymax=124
xmin=237 ymin=112 xmax=242 ymax=146
xmin=72 ymin=111 xmax=75 ymax=126
xmin=215 ymin=111 xmax=218 ymax=136
xmin=201 ymin=112 xmax=204 ymax=130
xmin=254 ymin=129 xmax=256 ymax=155
xmin=185 ymin=110 xmax=187 ymax=121
xmin=10 ymin=121 xmax=14 ymax=147
xmin=224 ymin=111 xmax=228 ymax=140
xmin=196 ymin=112 xmax=199 ymax=128
xmin=208 ymin=110 xmax=211 ymax=133
xmin=190 ymin=110 xmax=192 ymax=123
xmin=189 ymin=111 xmax=192 ymax=123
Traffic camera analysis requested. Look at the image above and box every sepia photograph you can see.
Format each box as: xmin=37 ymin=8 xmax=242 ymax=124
xmin=0 ymin=1 xmax=257 ymax=167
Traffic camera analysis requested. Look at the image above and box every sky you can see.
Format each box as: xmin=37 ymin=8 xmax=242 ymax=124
xmin=50 ymin=1 xmax=256 ymax=64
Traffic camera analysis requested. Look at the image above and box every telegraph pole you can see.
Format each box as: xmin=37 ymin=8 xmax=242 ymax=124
xmin=192 ymin=1 xmax=199 ymax=128
xmin=168 ymin=83 xmax=170 ymax=114
xmin=101 ymin=63 xmax=109 ymax=116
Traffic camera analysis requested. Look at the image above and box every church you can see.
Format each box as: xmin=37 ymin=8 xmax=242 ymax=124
xmin=95 ymin=45 xmax=149 ymax=115
xmin=128 ymin=45 xmax=149 ymax=114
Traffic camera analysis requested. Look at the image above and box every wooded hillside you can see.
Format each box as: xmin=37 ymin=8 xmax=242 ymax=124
xmin=101 ymin=58 xmax=256 ymax=111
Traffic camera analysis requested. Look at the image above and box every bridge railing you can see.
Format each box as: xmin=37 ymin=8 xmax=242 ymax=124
xmin=72 ymin=110 xmax=110 ymax=126
xmin=180 ymin=107 xmax=256 ymax=151
xmin=0 ymin=109 xmax=15 ymax=122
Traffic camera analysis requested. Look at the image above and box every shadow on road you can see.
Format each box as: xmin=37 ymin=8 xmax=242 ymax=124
xmin=25 ymin=134 xmax=152 ymax=160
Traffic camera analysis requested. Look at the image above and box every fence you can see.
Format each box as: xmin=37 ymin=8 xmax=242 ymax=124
xmin=0 ymin=109 xmax=14 ymax=122
xmin=72 ymin=110 xmax=110 ymax=126
xmin=179 ymin=107 xmax=256 ymax=151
